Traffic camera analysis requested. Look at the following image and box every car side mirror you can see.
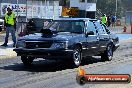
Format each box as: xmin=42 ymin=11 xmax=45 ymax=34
xmin=85 ymin=31 xmax=94 ymax=37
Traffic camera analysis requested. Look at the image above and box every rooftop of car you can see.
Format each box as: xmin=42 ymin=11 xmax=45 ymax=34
xmin=28 ymin=18 xmax=99 ymax=22
xmin=53 ymin=18 xmax=98 ymax=21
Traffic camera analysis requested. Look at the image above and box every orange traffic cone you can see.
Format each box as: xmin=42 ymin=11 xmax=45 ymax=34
xmin=123 ymin=26 xmax=127 ymax=32
xmin=77 ymin=66 xmax=86 ymax=76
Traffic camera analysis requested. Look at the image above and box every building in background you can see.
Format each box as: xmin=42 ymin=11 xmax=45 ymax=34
xmin=0 ymin=0 xmax=61 ymax=20
xmin=0 ymin=0 xmax=97 ymax=19
xmin=0 ymin=0 xmax=61 ymax=35
xmin=125 ymin=11 xmax=132 ymax=24
xmin=0 ymin=0 xmax=26 ymax=17
xmin=70 ymin=0 xmax=96 ymax=18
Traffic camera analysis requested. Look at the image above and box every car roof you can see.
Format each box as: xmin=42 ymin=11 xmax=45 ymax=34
xmin=53 ymin=18 xmax=98 ymax=21
xmin=28 ymin=18 xmax=99 ymax=22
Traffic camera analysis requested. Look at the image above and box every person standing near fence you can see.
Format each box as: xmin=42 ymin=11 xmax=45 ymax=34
xmin=1 ymin=7 xmax=16 ymax=47
xmin=101 ymin=14 xmax=107 ymax=25
xmin=107 ymin=15 xmax=111 ymax=27
xmin=111 ymin=15 xmax=117 ymax=28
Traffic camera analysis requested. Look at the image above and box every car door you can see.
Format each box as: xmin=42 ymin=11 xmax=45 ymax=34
xmin=85 ymin=21 xmax=100 ymax=56
xmin=94 ymin=21 xmax=110 ymax=52
xmin=75 ymin=21 xmax=88 ymax=57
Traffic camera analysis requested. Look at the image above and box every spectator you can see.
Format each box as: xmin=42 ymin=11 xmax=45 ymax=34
xmin=101 ymin=14 xmax=107 ymax=25
xmin=25 ymin=19 xmax=36 ymax=35
xmin=111 ymin=15 xmax=117 ymax=28
xmin=1 ymin=7 xmax=16 ymax=47
xmin=107 ymin=15 xmax=111 ymax=27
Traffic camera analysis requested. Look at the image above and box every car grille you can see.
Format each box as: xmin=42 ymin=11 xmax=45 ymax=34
xmin=25 ymin=41 xmax=53 ymax=49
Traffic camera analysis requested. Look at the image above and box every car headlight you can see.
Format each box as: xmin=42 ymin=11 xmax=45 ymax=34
xmin=50 ymin=42 xmax=68 ymax=49
xmin=16 ymin=40 xmax=25 ymax=48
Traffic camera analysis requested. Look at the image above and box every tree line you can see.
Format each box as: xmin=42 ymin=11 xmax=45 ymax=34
xmin=96 ymin=0 xmax=132 ymax=18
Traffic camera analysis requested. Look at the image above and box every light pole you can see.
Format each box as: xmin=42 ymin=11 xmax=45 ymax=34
xmin=26 ymin=0 xmax=27 ymax=22
xmin=17 ymin=0 xmax=19 ymax=21
xmin=116 ymin=0 xmax=118 ymax=16
xmin=16 ymin=0 xmax=19 ymax=39
xmin=32 ymin=0 xmax=33 ymax=18
xmin=16 ymin=0 xmax=19 ymax=32
xmin=45 ymin=0 xmax=47 ymax=19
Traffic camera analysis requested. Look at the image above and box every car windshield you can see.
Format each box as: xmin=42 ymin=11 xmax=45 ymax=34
xmin=44 ymin=20 xmax=85 ymax=34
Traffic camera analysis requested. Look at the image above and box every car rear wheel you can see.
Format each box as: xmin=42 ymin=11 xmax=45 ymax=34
xmin=101 ymin=44 xmax=113 ymax=61
xmin=71 ymin=46 xmax=82 ymax=67
xmin=21 ymin=56 xmax=35 ymax=66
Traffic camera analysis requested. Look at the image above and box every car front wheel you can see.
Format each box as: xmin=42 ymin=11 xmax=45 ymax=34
xmin=71 ymin=46 xmax=82 ymax=67
xmin=101 ymin=44 xmax=113 ymax=61
xmin=21 ymin=56 xmax=35 ymax=66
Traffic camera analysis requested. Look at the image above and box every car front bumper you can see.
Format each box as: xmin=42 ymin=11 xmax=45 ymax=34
xmin=13 ymin=48 xmax=73 ymax=60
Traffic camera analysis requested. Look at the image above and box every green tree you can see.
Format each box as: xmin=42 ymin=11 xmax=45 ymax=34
xmin=122 ymin=0 xmax=132 ymax=11
xmin=97 ymin=0 xmax=124 ymax=18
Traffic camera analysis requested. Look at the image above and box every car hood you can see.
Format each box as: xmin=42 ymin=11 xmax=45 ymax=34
xmin=19 ymin=32 xmax=80 ymax=41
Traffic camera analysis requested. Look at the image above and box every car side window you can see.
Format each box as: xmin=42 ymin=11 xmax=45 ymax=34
xmin=86 ymin=21 xmax=96 ymax=35
xmin=95 ymin=22 xmax=106 ymax=35
xmin=101 ymin=25 xmax=108 ymax=34
xmin=75 ymin=22 xmax=84 ymax=27
xmin=102 ymin=24 xmax=111 ymax=34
